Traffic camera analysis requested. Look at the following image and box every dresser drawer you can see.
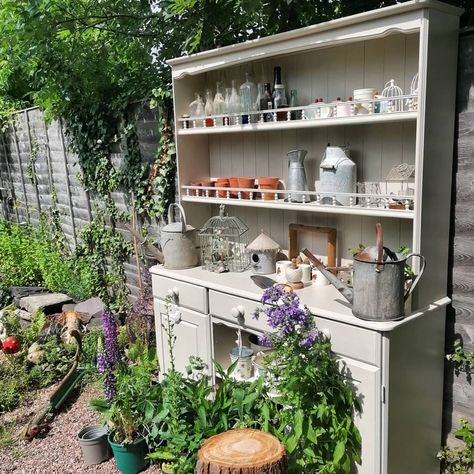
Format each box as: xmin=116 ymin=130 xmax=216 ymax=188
xmin=313 ymin=317 xmax=381 ymax=366
xmin=152 ymin=274 xmax=208 ymax=314
xmin=209 ymin=290 xmax=268 ymax=333
xmin=209 ymin=290 xmax=381 ymax=366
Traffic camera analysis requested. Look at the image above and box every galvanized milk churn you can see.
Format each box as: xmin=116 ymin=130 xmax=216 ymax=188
xmin=161 ymin=203 xmax=199 ymax=269
xmin=303 ymin=223 xmax=426 ymax=321
xmin=319 ymin=145 xmax=356 ymax=206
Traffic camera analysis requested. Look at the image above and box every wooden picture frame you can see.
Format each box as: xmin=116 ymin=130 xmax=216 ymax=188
xmin=288 ymin=223 xmax=336 ymax=267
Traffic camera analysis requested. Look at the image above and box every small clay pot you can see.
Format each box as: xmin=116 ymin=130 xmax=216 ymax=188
xmin=200 ymin=181 xmax=214 ymax=197
xmin=237 ymin=177 xmax=255 ymax=199
xmin=259 ymin=177 xmax=279 ymax=200
xmin=228 ymin=177 xmax=240 ymax=198
xmin=190 ymin=181 xmax=201 ymax=196
xmin=215 ymin=178 xmax=230 ymax=198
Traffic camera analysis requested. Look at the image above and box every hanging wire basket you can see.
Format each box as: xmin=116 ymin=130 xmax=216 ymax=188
xmin=199 ymin=205 xmax=250 ymax=272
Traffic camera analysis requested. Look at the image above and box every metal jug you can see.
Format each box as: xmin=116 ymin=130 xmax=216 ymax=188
xmin=303 ymin=223 xmax=426 ymax=321
xmin=286 ymin=149 xmax=307 ymax=202
xmin=319 ymin=145 xmax=356 ymax=206
xmin=161 ymin=203 xmax=199 ymax=269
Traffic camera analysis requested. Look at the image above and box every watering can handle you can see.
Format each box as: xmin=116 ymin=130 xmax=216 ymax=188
xmin=376 ymin=223 xmax=384 ymax=272
xmin=168 ymin=203 xmax=187 ymax=233
xmin=404 ymin=253 xmax=426 ymax=301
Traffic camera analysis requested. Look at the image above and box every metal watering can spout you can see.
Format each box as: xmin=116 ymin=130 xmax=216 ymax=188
xmin=302 ymin=248 xmax=354 ymax=303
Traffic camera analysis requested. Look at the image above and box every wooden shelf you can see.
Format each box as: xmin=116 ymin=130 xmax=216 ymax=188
xmin=177 ymin=111 xmax=417 ymax=135
xmin=182 ymin=195 xmax=414 ymax=219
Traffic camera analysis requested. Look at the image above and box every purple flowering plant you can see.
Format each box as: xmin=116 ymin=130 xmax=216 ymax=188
xmin=253 ymin=285 xmax=361 ymax=473
xmin=91 ymin=309 xmax=160 ymax=444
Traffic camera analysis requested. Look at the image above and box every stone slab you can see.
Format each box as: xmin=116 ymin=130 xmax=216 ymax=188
xmin=14 ymin=309 xmax=32 ymax=321
xmin=74 ymin=298 xmax=104 ymax=324
xmin=19 ymin=293 xmax=73 ymax=315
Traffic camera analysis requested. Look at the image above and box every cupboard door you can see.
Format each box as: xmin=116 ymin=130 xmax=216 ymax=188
xmin=154 ymin=299 xmax=211 ymax=375
xmin=339 ymin=356 xmax=382 ymax=474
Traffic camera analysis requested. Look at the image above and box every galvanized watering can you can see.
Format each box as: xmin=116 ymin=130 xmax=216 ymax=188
xmin=303 ymin=223 xmax=426 ymax=321
xmin=161 ymin=203 xmax=198 ymax=269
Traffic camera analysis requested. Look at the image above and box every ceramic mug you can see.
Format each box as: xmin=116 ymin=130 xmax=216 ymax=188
xmin=276 ymin=260 xmax=292 ymax=282
xmin=299 ymin=264 xmax=312 ymax=283
xmin=312 ymin=269 xmax=330 ymax=286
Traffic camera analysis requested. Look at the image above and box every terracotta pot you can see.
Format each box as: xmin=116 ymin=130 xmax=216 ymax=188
xmin=215 ymin=178 xmax=230 ymax=198
xmin=228 ymin=177 xmax=240 ymax=198
xmin=259 ymin=176 xmax=279 ymax=200
xmin=200 ymin=181 xmax=214 ymax=197
xmin=237 ymin=177 xmax=255 ymax=199
xmin=190 ymin=181 xmax=201 ymax=196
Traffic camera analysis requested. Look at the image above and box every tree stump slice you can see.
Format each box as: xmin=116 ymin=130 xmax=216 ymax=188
xmin=196 ymin=428 xmax=288 ymax=474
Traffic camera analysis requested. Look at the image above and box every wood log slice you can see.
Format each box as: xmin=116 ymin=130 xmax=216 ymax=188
xmin=196 ymin=428 xmax=287 ymax=474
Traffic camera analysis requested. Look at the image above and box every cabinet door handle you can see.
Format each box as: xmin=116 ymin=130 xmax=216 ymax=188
xmin=231 ymin=305 xmax=245 ymax=319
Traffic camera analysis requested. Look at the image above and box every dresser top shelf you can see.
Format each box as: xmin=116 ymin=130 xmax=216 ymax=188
xmin=150 ymin=265 xmax=449 ymax=332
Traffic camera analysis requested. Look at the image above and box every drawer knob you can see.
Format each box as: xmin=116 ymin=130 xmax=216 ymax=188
xmin=321 ymin=328 xmax=331 ymax=340
xmin=167 ymin=287 xmax=179 ymax=300
xmin=231 ymin=305 xmax=245 ymax=319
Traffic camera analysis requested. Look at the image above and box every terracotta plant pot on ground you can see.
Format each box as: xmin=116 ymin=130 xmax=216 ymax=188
xmin=259 ymin=177 xmax=280 ymax=200
xmin=228 ymin=177 xmax=240 ymax=198
xmin=237 ymin=177 xmax=255 ymax=199
xmin=215 ymin=178 xmax=230 ymax=198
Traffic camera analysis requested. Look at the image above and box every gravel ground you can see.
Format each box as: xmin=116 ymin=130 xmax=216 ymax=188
xmin=0 ymin=382 xmax=161 ymax=474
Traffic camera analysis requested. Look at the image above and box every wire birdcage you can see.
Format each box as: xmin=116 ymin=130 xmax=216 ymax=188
xmin=199 ymin=205 xmax=250 ymax=272
xmin=381 ymin=79 xmax=404 ymax=112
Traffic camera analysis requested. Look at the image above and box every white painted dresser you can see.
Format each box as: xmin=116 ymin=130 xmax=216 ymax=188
xmin=152 ymin=1 xmax=462 ymax=472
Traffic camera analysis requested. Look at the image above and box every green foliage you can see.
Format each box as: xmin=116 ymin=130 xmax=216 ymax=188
xmin=438 ymin=419 xmax=474 ymax=474
xmin=80 ymin=328 xmax=103 ymax=369
xmin=75 ymin=213 xmax=132 ymax=314
xmin=447 ymin=339 xmax=474 ymax=374
xmin=0 ymin=219 xmax=94 ymax=306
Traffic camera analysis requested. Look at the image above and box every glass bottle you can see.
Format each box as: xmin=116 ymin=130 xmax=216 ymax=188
xmin=274 ymin=84 xmax=288 ymax=121
xmin=272 ymin=66 xmax=282 ymax=96
xmin=260 ymin=83 xmax=274 ymax=122
xmin=255 ymin=83 xmax=264 ymax=112
xmin=204 ymin=89 xmax=214 ymax=127
xmin=289 ymin=89 xmax=300 ymax=120
xmin=189 ymin=93 xmax=204 ymax=117
xmin=224 ymin=87 xmax=232 ymax=126
xmin=213 ymin=81 xmax=226 ymax=126
xmin=229 ymin=80 xmax=241 ymax=124
xmin=240 ymin=73 xmax=257 ymax=124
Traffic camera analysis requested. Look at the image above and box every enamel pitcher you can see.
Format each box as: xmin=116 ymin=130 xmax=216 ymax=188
xmin=303 ymin=223 xmax=426 ymax=321
xmin=161 ymin=204 xmax=199 ymax=269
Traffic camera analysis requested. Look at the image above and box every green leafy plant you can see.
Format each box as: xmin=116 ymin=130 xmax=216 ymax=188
xmin=254 ymin=286 xmax=361 ymax=473
xmin=438 ymin=419 xmax=474 ymax=474
xmin=447 ymin=339 xmax=474 ymax=374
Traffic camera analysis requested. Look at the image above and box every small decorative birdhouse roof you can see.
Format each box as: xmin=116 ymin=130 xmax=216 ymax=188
xmin=247 ymin=232 xmax=279 ymax=252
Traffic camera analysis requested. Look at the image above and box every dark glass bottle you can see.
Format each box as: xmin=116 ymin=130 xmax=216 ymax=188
xmin=260 ymin=83 xmax=274 ymax=122
xmin=272 ymin=66 xmax=282 ymax=95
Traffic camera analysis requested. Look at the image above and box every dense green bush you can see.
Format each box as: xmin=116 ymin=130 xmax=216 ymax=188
xmin=0 ymin=219 xmax=94 ymax=306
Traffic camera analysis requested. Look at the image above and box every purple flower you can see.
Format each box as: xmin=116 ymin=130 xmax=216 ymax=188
xmin=96 ymin=310 xmax=121 ymax=404
xmin=257 ymin=334 xmax=273 ymax=347
xmin=102 ymin=310 xmax=120 ymax=366
xmin=301 ymin=331 xmax=320 ymax=348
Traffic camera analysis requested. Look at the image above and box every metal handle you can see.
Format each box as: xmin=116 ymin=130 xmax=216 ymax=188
xmin=404 ymin=253 xmax=426 ymax=302
xmin=167 ymin=203 xmax=187 ymax=234
xmin=375 ymin=223 xmax=384 ymax=272
xmin=231 ymin=305 xmax=245 ymax=319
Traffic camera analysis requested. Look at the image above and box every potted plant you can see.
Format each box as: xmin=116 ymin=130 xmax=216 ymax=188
xmin=91 ymin=310 xmax=160 ymax=474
